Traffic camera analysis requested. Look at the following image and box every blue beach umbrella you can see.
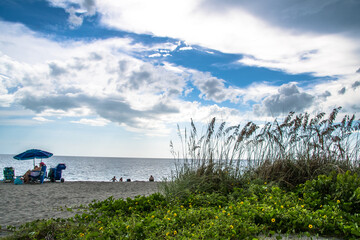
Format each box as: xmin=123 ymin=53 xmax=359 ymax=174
xmin=14 ymin=149 xmax=53 ymax=167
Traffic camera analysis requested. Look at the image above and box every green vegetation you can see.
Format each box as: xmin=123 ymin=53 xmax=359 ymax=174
xmin=2 ymin=108 xmax=360 ymax=239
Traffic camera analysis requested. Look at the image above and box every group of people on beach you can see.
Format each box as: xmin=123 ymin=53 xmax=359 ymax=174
xmin=111 ymin=175 xmax=154 ymax=182
xmin=111 ymin=176 xmax=123 ymax=182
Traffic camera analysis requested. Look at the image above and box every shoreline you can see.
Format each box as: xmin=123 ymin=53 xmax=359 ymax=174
xmin=1 ymin=181 xmax=161 ymax=232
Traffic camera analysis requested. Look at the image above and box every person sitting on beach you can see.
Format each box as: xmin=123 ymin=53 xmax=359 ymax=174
xmin=111 ymin=176 xmax=117 ymax=182
xmin=149 ymin=175 xmax=154 ymax=182
xmin=119 ymin=177 xmax=123 ymax=182
xmin=23 ymin=170 xmax=31 ymax=183
xmin=23 ymin=163 xmax=44 ymax=183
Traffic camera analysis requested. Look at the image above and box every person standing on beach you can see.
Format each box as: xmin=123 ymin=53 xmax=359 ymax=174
xmin=111 ymin=176 xmax=117 ymax=182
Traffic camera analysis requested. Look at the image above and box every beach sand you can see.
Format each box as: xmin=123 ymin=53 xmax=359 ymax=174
xmin=0 ymin=181 xmax=160 ymax=232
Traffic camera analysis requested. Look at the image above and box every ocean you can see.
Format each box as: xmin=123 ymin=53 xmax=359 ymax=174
xmin=0 ymin=154 xmax=177 ymax=182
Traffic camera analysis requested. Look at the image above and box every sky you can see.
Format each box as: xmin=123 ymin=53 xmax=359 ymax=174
xmin=0 ymin=0 xmax=359 ymax=158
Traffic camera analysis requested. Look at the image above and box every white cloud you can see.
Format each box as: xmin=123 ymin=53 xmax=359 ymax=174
xmin=71 ymin=118 xmax=110 ymax=126
xmin=179 ymin=46 xmax=193 ymax=51
xmin=0 ymin=22 xmax=72 ymax=64
xmin=33 ymin=116 xmax=53 ymax=122
xmin=66 ymin=7 xmax=84 ymax=29
xmin=148 ymin=53 xmax=162 ymax=58
xmin=1 ymin=15 xmax=358 ymax=139
xmin=2 ymin=21 xmax=235 ymax=135
xmin=67 ymin=0 xmax=360 ymax=77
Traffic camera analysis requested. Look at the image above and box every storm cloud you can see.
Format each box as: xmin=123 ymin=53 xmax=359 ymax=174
xmin=49 ymin=63 xmax=68 ymax=77
xmin=253 ymin=83 xmax=314 ymax=116
xmin=204 ymin=0 xmax=360 ymax=36
xmin=352 ymin=81 xmax=360 ymax=89
xmin=338 ymin=87 xmax=346 ymax=95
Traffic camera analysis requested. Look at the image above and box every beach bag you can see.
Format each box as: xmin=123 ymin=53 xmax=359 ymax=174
xmin=14 ymin=176 xmax=23 ymax=185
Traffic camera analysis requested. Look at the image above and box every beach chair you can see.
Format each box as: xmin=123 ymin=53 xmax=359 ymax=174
xmin=3 ymin=167 xmax=15 ymax=183
xmin=48 ymin=163 xmax=66 ymax=183
xmin=29 ymin=165 xmax=47 ymax=184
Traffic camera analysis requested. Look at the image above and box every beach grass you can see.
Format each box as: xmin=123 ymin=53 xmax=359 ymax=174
xmin=2 ymin=108 xmax=360 ymax=239
xmin=164 ymin=107 xmax=360 ymax=196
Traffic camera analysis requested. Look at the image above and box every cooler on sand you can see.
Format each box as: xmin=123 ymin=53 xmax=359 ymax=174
xmin=48 ymin=163 xmax=66 ymax=182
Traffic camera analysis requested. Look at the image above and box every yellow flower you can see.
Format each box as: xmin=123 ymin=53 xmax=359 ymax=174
xmin=98 ymin=221 xmax=101 ymax=224
xmin=228 ymin=213 xmax=230 ymax=216
xmin=337 ymin=200 xmax=340 ymax=204
xmin=79 ymin=233 xmax=85 ymax=237
xmin=281 ymin=205 xmax=284 ymax=209
xmin=240 ymin=201 xmax=244 ymax=205
xmin=126 ymin=225 xmax=130 ymax=229
xmin=167 ymin=210 xmax=170 ymax=213
xmin=173 ymin=213 xmax=177 ymax=217
xmin=135 ymin=202 xmax=138 ymax=205
xmin=230 ymin=225 xmax=234 ymax=229
xmin=181 ymin=205 xmax=184 ymax=208
xmin=99 ymin=227 xmax=103 ymax=231
xmin=151 ymin=215 xmax=155 ymax=219
xmin=166 ymin=232 xmax=170 ymax=236
xmin=262 ymin=208 xmax=265 ymax=211
xmin=219 ymin=205 xmax=222 ymax=208
xmin=271 ymin=218 xmax=276 ymax=223
xmin=229 ymin=206 xmax=232 ymax=209
xmin=320 ymin=205 xmax=322 ymax=208
xmin=167 ymin=218 xmax=171 ymax=221
xmin=192 ymin=223 xmax=195 ymax=227
xmin=174 ymin=230 xmax=177 ymax=235
xmin=309 ymin=224 xmax=313 ymax=229
xmin=215 ymin=216 xmax=218 ymax=219
xmin=264 ymin=182 xmax=267 ymax=185
xmin=269 ymin=196 xmax=272 ymax=199
xmin=222 ymin=210 xmax=226 ymax=213
xmin=301 ymin=205 xmax=304 ymax=208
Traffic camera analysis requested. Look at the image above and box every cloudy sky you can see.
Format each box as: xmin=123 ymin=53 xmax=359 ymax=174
xmin=0 ymin=0 xmax=359 ymax=158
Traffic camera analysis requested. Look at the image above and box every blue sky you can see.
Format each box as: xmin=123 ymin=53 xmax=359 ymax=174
xmin=0 ymin=0 xmax=359 ymax=158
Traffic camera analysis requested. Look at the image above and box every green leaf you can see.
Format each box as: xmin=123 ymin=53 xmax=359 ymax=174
xmin=351 ymin=228 xmax=360 ymax=237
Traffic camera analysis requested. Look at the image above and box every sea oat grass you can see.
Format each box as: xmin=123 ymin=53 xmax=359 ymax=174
xmin=166 ymin=107 xmax=360 ymax=195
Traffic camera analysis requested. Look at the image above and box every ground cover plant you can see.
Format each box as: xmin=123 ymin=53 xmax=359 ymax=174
xmin=2 ymin=108 xmax=360 ymax=239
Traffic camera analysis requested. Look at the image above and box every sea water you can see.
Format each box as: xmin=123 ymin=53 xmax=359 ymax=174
xmin=0 ymin=154 xmax=177 ymax=182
